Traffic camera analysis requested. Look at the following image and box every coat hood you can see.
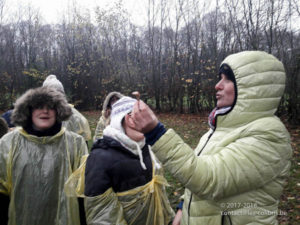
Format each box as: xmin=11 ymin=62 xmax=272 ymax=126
xmin=216 ymin=51 xmax=286 ymax=128
xmin=102 ymin=92 xmax=123 ymax=112
xmin=12 ymin=87 xmax=72 ymax=128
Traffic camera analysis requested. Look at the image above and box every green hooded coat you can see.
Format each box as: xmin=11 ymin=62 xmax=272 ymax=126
xmin=151 ymin=51 xmax=292 ymax=225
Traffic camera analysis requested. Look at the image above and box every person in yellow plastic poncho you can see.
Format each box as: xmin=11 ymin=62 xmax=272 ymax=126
xmin=0 ymin=87 xmax=88 ymax=225
xmin=65 ymin=96 xmax=174 ymax=225
xmin=93 ymin=91 xmax=123 ymax=141
xmin=43 ymin=74 xmax=91 ymax=143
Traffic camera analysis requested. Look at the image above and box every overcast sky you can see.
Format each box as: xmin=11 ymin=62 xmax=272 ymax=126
xmin=3 ymin=0 xmax=149 ymax=25
xmin=3 ymin=0 xmax=299 ymax=31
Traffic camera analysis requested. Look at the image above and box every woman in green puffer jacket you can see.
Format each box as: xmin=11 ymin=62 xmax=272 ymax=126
xmin=129 ymin=51 xmax=292 ymax=225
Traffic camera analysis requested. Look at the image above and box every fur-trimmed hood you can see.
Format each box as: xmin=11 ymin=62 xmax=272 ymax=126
xmin=102 ymin=92 xmax=123 ymax=111
xmin=12 ymin=87 xmax=72 ymax=128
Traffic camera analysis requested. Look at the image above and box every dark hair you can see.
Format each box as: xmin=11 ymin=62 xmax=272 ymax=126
xmin=108 ymin=95 xmax=120 ymax=109
xmin=219 ymin=64 xmax=235 ymax=83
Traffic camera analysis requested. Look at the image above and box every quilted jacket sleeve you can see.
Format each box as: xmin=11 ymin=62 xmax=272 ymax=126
xmin=152 ymin=118 xmax=292 ymax=200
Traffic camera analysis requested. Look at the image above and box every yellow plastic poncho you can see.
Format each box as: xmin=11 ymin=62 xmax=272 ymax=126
xmin=0 ymin=127 xmax=88 ymax=225
xmin=65 ymin=156 xmax=175 ymax=225
xmin=63 ymin=105 xmax=91 ymax=141
xmin=93 ymin=113 xmax=108 ymax=141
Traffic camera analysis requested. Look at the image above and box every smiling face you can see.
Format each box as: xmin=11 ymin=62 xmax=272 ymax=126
xmin=32 ymin=106 xmax=56 ymax=131
xmin=215 ymin=74 xmax=235 ymax=108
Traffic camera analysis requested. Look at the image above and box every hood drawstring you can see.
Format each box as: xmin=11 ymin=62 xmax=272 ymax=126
xmin=103 ymin=125 xmax=147 ymax=170
xmin=148 ymin=145 xmax=161 ymax=170
xmin=134 ymin=142 xmax=147 ymax=170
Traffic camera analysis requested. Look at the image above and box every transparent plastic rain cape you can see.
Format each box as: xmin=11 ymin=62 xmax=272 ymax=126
xmin=0 ymin=127 xmax=88 ymax=225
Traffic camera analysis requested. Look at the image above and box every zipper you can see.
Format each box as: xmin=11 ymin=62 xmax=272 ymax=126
xmin=197 ymin=131 xmax=214 ymax=156
xmin=187 ymin=194 xmax=193 ymax=224
xmin=187 ymin=106 xmax=232 ymax=224
xmin=187 ymin=130 xmax=214 ymax=225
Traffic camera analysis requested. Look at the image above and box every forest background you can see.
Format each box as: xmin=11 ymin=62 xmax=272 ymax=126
xmin=0 ymin=0 xmax=299 ymax=124
xmin=0 ymin=0 xmax=299 ymax=223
